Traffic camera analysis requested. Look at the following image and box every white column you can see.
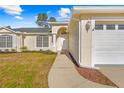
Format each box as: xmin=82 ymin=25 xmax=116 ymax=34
xmin=53 ymin=34 xmax=56 ymax=48
xmin=115 ymin=24 xmax=118 ymax=30
xmin=91 ymin=20 xmax=95 ymax=67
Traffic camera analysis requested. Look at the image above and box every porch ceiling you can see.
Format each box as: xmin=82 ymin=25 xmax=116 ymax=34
xmin=73 ymin=6 xmax=124 ymax=14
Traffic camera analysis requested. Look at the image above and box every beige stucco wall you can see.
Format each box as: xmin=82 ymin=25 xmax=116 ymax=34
xmin=80 ymin=20 xmax=95 ymax=67
xmin=24 ymin=35 xmax=55 ymax=51
xmin=16 ymin=34 xmax=22 ymax=52
xmin=24 ymin=35 xmax=36 ymax=51
xmin=69 ymin=20 xmax=79 ymax=64
xmin=68 ymin=19 xmax=95 ymax=67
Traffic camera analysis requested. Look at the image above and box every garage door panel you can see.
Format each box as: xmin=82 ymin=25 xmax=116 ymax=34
xmin=92 ymin=30 xmax=124 ymax=65
xmin=94 ymin=54 xmax=124 ymax=64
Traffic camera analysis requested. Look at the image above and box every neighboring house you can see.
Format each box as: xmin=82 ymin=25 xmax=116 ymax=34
xmin=68 ymin=6 xmax=124 ymax=68
xmin=0 ymin=22 xmax=68 ymax=52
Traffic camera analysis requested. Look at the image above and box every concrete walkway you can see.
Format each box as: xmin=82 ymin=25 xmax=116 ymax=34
xmin=48 ymin=54 xmax=113 ymax=88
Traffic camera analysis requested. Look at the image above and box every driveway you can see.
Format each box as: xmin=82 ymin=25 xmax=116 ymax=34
xmin=99 ymin=66 xmax=124 ymax=88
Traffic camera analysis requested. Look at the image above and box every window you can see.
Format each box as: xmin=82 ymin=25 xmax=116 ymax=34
xmin=43 ymin=36 xmax=49 ymax=47
xmin=95 ymin=24 xmax=103 ymax=30
xmin=0 ymin=35 xmax=12 ymax=48
xmin=118 ymin=24 xmax=124 ymax=30
xmin=36 ymin=35 xmax=49 ymax=47
xmin=37 ymin=35 xmax=43 ymax=47
xmin=106 ymin=24 xmax=115 ymax=30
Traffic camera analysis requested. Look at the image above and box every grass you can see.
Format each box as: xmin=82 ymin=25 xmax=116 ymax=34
xmin=0 ymin=52 xmax=56 ymax=88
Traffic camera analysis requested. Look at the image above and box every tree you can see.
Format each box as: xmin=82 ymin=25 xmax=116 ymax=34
xmin=36 ymin=13 xmax=48 ymax=27
xmin=36 ymin=13 xmax=57 ymax=28
xmin=48 ymin=17 xmax=56 ymax=22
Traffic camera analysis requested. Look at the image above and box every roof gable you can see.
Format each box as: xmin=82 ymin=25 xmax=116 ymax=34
xmin=0 ymin=27 xmax=16 ymax=33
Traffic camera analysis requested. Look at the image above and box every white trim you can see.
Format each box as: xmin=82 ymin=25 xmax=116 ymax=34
xmin=91 ymin=20 xmax=95 ymax=68
xmin=80 ymin=65 xmax=100 ymax=70
xmin=48 ymin=22 xmax=69 ymax=25
xmin=79 ymin=20 xmax=81 ymax=65
xmin=0 ymin=27 xmax=19 ymax=34
xmin=103 ymin=24 xmax=106 ymax=30
xmin=115 ymin=24 xmax=118 ymax=30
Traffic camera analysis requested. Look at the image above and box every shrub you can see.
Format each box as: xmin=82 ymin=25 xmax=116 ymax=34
xmin=20 ymin=46 xmax=28 ymax=52
xmin=11 ymin=49 xmax=16 ymax=52
xmin=40 ymin=49 xmax=43 ymax=51
xmin=0 ymin=50 xmax=2 ymax=53
xmin=39 ymin=49 xmax=56 ymax=54
xmin=4 ymin=49 xmax=9 ymax=52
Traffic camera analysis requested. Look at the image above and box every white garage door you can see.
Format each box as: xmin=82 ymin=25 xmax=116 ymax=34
xmin=92 ymin=30 xmax=124 ymax=65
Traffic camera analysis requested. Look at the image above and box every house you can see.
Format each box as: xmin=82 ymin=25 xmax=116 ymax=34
xmin=0 ymin=22 xmax=68 ymax=52
xmin=68 ymin=6 xmax=124 ymax=68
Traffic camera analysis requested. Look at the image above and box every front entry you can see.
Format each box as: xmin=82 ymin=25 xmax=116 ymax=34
xmin=56 ymin=35 xmax=68 ymax=53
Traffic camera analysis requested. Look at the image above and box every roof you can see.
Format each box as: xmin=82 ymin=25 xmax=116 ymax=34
xmin=13 ymin=28 xmax=51 ymax=33
xmin=73 ymin=6 xmax=124 ymax=14
xmin=0 ymin=27 xmax=20 ymax=34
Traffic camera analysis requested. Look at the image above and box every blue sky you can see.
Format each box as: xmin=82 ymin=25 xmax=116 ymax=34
xmin=0 ymin=5 xmax=73 ymax=28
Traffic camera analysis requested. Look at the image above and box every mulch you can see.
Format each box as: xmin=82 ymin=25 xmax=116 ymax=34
xmin=75 ymin=66 xmax=119 ymax=87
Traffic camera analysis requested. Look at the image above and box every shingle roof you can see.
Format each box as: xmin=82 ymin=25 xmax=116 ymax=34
xmin=13 ymin=28 xmax=51 ymax=33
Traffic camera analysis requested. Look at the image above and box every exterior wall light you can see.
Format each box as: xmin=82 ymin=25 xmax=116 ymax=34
xmin=85 ymin=21 xmax=91 ymax=32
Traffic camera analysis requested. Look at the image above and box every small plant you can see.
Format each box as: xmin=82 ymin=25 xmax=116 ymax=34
xmin=20 ymin=46 xmax=28 ymax=52
xmin=0 ymin=50 xmax=2 ymax=53
xmin=39 ymin=49 xmax=56 ymax=54
xmin=4 ymin=49 xmax=9 ymax=52
xmin=40 ymin=49 xmax=43 ymax=51
xmin=11 ymin=49 xmax=16 ymax=52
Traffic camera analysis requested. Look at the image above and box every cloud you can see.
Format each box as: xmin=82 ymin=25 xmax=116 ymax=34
xmin=0 ymin=5 xmax=23 ymax=15
xmin=58 ymin=8 xmax=71 ymax=18
xmin=15 ymin=16 xmax=24 ymax=20
xmin=34 ymin=15 xmax=38 ymax=20
xmin=57 ymin=17 xmax=70 ymax=21
xmin=47 ymin=11 xmax=51 ymax=14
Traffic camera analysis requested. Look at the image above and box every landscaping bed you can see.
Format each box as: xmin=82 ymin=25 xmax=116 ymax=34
xmin=76 ymin=67 xmax=118 ymax=87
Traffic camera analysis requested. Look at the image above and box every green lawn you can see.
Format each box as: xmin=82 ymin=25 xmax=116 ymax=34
xmin=0 ymin=52 xmax=56 ymax=88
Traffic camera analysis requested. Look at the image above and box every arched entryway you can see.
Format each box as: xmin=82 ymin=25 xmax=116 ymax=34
xmin=56 ymin=27 xmax=68 ymax=53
